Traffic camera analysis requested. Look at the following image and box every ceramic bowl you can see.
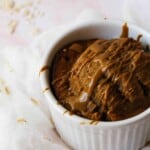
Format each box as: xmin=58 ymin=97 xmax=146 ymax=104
xmin=39 ymin=19 xmax=150 ymax=150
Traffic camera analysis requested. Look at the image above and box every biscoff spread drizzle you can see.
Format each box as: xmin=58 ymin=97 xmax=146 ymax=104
xmin=51 ymin=24 xmax=150 ymax=121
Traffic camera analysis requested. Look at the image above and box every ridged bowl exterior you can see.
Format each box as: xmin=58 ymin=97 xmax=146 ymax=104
xmin=49 ymin=102 xmax=150 ymax=150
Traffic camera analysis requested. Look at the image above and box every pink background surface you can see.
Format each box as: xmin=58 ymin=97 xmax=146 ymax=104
xmin=0 ymin=0 xmax=125 ymax=48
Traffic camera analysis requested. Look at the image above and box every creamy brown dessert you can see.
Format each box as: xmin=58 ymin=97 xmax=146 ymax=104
xmin=50 ymin=24 xmax=150 ymax=121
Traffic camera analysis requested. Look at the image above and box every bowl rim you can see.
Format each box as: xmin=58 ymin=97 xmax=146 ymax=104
xmin=39 ymin=19 xmax=150 ymax=127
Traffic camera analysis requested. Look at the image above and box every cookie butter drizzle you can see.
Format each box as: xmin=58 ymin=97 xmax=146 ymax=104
xmin=120 ymin=23 xmax=128 ymax=38
xmin=51 ymin=24 xmax=150 ymax=121
xmin=69 ymin=33 xmax=131 ymax=119
xmin=39 ymin=65 xmax=50 ymax=76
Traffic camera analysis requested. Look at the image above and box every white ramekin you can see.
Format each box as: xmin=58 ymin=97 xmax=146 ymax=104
xmin=39 ymin=20 xmax=150 ymax=150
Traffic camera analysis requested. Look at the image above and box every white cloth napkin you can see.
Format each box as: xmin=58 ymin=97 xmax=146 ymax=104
xmin=0 ymin=9 xmax=149 ymax=150
xmin=0 ymin=46 xmax=70 ymax=150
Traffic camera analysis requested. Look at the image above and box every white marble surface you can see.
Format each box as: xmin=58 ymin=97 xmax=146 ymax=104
xmin=0 ymin=0 xmax=149 ymax=149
